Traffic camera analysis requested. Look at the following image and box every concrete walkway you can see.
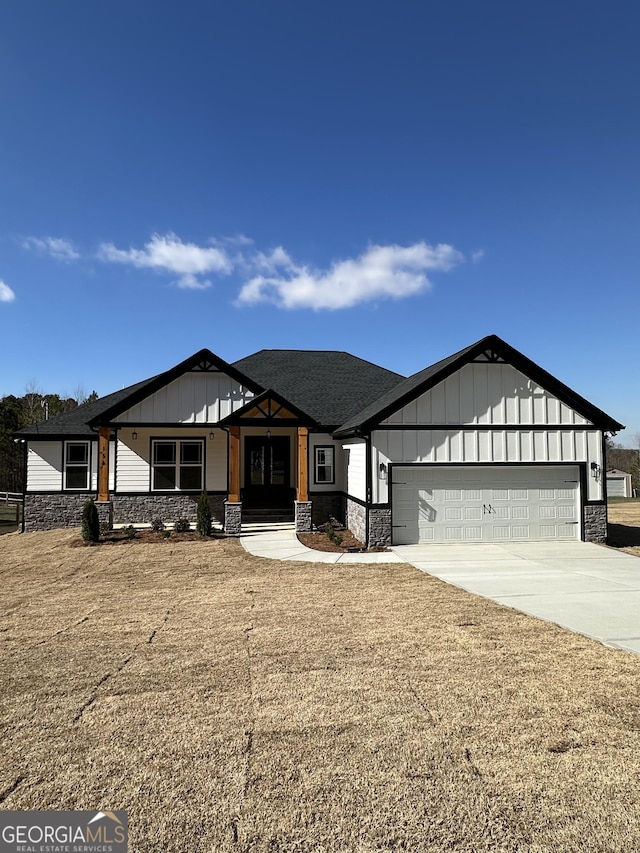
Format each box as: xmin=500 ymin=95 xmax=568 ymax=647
xmin=240 ymin=525 xmax=640 ymax=654
xmin=240 ymin=523 xmax=404 ymax=564
xmin=392 ymin=540 xmax=640 ymax=655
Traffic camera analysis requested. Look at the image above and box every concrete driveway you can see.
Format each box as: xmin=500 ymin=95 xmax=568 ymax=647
xmin=391 ymin=541 xmax=640 ymax=655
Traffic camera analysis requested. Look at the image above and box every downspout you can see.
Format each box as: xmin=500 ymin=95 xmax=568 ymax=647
xmin=21 ymin=439 xmax=27 ymax=533
xmin=365 ymin=431 xmax=372 ymax=549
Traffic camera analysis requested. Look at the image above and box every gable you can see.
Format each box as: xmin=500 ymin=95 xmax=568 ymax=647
xmin=113 ymin=370 xmax=256 ymax=424
xmin=382 ymin=362 xmax=593 ymax=427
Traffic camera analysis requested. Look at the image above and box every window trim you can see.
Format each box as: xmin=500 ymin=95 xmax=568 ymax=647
xmin=150 ymin=438 xmax=205 ymax=492
xmin=63 ymin=440 xmax=91 ymax=491
xmin=314 ymin=445 xmax=335 ymax=485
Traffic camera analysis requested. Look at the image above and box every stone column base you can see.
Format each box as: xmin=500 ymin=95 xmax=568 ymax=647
xmin=295 ymin=501 xmax=313 ymax=532
xmin=584 ymin=504 xmax=607 ymax=543
xmin=224 ymin=501 xmax=242 ymax=535
xmin=368 ymin=507 xmax=392 ymax=548
xmin=95 ymin=500 xmax=114 ymax=532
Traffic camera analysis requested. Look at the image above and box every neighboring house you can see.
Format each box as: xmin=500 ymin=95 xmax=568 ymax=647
xmin=15 ymin=334 xmax=624 ymax=545
xmin=606 ymin=469 xmax=633 ymax=499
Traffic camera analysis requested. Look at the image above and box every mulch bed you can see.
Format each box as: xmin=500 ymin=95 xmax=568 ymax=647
xmin=298 ymin=529 xmax=389 ymax=553
xmin=71 ymin=529 xmax=227 ymax=547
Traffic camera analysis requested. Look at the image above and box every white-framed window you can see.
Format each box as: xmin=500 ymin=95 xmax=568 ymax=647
xmin=152 ymin=439 xmax=204 ymax=491
xmin=314 ymin=446 xmax=335 ymax=484
xmin=64 ymin=441 xmax=90 ymax=490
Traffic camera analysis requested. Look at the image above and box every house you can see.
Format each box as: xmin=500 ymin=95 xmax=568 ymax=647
xmin=606 ymin=468 xmax=633 ymax=499
xmin=15 ymin=334 xmax=624 ymax=545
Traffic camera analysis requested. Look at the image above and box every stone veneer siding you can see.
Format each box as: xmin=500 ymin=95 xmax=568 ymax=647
xmin=367 ymin=507 xmax=392 ymax=547
xmin=113 ymin=494 xmax=225 ymax=527
xmin=583 ymin=504 xmax=607 ymax=543
xmin=346 ymin=499 xmax=366 ymax=545
xmin=310 ymin=494 xmax=346 ymax=528
xmin=25 ymin=493 xmax=95 ymax=532
xmin=24 ymin=493 xmax=225 ymax=532
xmin=295 ymin=501 xmax=313 ymax=533
xmin=224 ymin=502 xmax=242 ymax=535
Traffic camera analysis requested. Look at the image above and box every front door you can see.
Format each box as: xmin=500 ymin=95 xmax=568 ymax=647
xmin=243 ymin=436 xmax=291 ymax=508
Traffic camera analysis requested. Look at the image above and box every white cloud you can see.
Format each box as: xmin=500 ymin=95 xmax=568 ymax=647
xmin=98 ymin=232 xmax=232 ymax=289
xmin=471 ymin=249 xmax=485 ymax=263
xmin=23 ymin=236 xmax=80 ymax=261
xmin=236 ymin=241 xmax=464 ymax=310
xmin=0 ymin=280 xmax=16 ymax=302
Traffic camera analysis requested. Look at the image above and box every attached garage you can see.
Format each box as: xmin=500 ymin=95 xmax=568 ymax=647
xmin=391 ymin=465 xmax=581 ymax=544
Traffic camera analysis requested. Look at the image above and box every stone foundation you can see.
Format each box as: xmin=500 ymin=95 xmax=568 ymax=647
xmin=368 ymin=507 xmax=392 ymax=547
xmin=95 ymin=501 xmax=113 ymax=531
xmin=295 ymin=501 xmax=313 ymax=532
xmin=25 ymin=493 xmax=95 ymax=532
xmin=347 ymin=499 xmax=366 ymax=545
xmin=310 ymin=494 xmax=346 ymax=528
xmin=584 ymin=504 xmax=607 ymax=543
xmin=24 ymin=493 xmax=226 ymax=532
xmin=224 ymin=502 xmax=242 ymax=535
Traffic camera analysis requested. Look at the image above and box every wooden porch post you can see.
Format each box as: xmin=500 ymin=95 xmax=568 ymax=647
xmin=297 ymin=426 xmax=308 ymax=502
xmin=98 ymin=427 xmax=110 ymax=502
xmin=228 ymin=426 xmax=241 ymax=502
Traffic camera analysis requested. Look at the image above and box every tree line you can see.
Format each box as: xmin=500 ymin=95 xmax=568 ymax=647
xmin=0 ymin=386 xmax=98 ymax=492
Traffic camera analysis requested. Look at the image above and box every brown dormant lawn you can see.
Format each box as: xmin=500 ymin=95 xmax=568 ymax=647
xmin=2 ymin=529 xmax=640 ymax=852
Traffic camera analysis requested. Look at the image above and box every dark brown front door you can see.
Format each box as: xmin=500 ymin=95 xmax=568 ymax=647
xmin=243 ymin=436 xmax=291 ymax=508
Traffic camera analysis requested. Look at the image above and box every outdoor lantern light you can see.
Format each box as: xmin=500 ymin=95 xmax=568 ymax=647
xmin=209 ymin=429 xmax=215 ymax=440
xmin=590 ymin=462 xmax=601 ymax=479
xmin=379 ymin=462 xmax=387 ymax=478
xmin=266 ymin=429 xmax=272 ymax=439
xmin=132 ymin=430 xmax=138 ymax=440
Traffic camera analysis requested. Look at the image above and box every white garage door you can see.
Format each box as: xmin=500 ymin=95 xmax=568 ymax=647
xmin=392 ymin=465 xmax=580 ymax=545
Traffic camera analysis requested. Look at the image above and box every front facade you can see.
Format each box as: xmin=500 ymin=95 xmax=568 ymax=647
xmin=17 ymin=336 xmax=624 ymax=545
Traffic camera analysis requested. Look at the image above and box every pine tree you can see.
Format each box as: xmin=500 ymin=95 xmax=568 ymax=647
xmin=196 ymin=491 xmax=212 ymax=538
xmin=81 ymin=498 xmax=100 ymax=542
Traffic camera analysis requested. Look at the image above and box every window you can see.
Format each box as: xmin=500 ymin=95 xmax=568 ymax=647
xmin=152 ymin=440 xmax=203 ymax=491
xmin=65 ymin=441 xmax=90 ymax=490
xmin=315 ymin=446 xmax=335 ymax=484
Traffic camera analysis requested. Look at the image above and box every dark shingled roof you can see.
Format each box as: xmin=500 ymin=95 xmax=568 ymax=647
xmin=14 ymin=336 xmax=624 ymax=439
xmin=233 ymin=350 xmax=404 ymax=428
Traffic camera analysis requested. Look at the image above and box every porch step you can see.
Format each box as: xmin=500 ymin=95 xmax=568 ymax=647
xmin=242 ymin=507 xmax=295 ymax=524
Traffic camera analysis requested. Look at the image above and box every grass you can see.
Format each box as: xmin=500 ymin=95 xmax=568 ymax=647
xmin=2 ymin=529 xmax=640 ymax=852
xmin=0 ymin=503 xmax=20 ymax=535
xmin=607 ymin=499 xmax=640 ymax=556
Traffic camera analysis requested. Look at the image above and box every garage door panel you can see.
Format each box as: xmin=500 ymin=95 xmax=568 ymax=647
xmin=392 ymin=465 xmax=580 ymax=544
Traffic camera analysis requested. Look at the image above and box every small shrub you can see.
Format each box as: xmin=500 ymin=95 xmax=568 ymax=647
xmin=81 ymin=498 xmax=100 ymax=543
xmin=323 ymin=523 xmax=343 ymax=546
xmin=123 ymin=525 xmax=137 ymax=539
xmin=174 ymin=517 xmax=191 ymax=533
xmin=196 ymin=491 xmax=212 ymax=537
xmin=162 ymin=530 xmax=171 ymax=539
xmin=151 ymin=517 xmax=165 ymax=533
xmin=99 ymin=521 xmax=110 ymax=536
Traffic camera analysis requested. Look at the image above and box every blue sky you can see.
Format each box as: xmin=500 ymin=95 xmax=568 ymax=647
xmin=1 ymin=1 xmax=638 ymax=442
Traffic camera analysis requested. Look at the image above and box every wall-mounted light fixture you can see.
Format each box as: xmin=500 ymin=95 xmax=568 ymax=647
xmin=266 ymin=428 xmax=272 ymax=439
xmin=379 ymin=462 xmax=387 ymax=479
xmin=209 ymin=429 xmax=215 ymax=440
xmin=590 ymin=461 xmax=601 ymax=480
xmin=132 ymin=430 xmax=138 ymax=441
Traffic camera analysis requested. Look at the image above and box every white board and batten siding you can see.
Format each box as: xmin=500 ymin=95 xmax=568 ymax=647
xmin=116 ymin=372 xmax=255 ymax=424
xmin=373 ymin=363 xmax=603 ymax=504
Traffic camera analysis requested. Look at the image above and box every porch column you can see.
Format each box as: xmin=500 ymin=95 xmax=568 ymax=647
xmin=297 ymin=427 xmax=308 ymax=501
xmin=295 ymin=426 xmax=312 ymax=532
xmin=228 ymin=426 xmax=241 ymax=502
xmin=98 ymin=427 xmax=110 ymax=502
